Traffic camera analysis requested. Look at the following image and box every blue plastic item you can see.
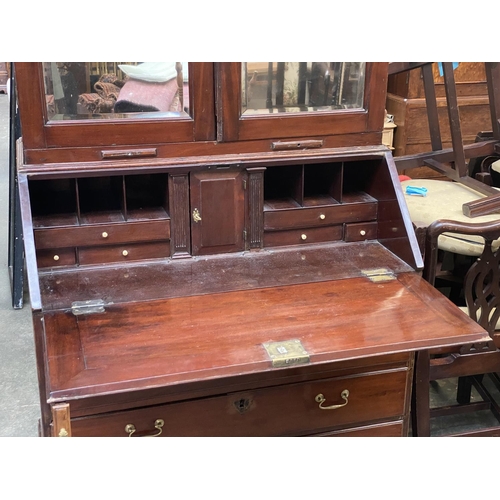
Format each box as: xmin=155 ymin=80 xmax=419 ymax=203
xmin=405 ymin=186 xmax=428 ymax=197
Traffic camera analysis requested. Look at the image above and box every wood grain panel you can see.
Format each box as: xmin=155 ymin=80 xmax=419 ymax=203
xmin=34 ymin=220 xmax=170 ymax=249
xmin=264 ymin=225 xmax=342 ymax=247
xmin=264 ymin=203 xmax=377 ymax=231
xmin=70 ymin=369 xmax=408 ymax=437
xmin=78 ymin=241 xmax=170 ymax=265
xmin=43 ymin=272 xmax=488 ymax=401
xmin=190 ymin=169 xmax=245 ymax=255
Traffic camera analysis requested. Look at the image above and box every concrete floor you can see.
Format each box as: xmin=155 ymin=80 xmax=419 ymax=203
xmin=0 ymin=93 xmax=40 ymax=437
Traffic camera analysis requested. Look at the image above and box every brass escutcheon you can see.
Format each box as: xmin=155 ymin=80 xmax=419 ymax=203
xmin=192 ymin=208 xmax=202 ymax=223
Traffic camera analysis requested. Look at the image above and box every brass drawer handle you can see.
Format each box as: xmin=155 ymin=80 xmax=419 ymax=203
xmin=315 ymin=389 xmax=350 ymax=410
xmin=125 ymin=419 xmax=164 ymax=437
xmin=102 ymin=232 xmax=109 ymax=238
xmin=319 ymin=214 xmax=326 ymax=220
xmin=301 ymin=234 xmax=307 ymax=240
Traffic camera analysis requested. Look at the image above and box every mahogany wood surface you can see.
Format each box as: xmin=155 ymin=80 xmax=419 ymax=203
xmin=190 ymin=169 xmax=245 ymax=255
xmin=317 ymin=420 xmax=405 ymax=437
xmin=263 ymin=202 xmax=376 ymax=230
xmin=263 ymin=225 xmax=343 ymax=247
xmin=69 ymin=368 xmax=409 ymax=437
xmin=34 ymin=220 xmax=170 ymax=249
xmin=42 ymin=271 xmax=488 ymax=403
xmin=37 ymin=241 xmax=414 ymax=310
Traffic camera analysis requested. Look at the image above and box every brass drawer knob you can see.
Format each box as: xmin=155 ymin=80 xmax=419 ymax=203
xmin=122 ymin=250 xmax=129 ymax=257
xmin=319 ymin=214 xmax=326 ymax=220
xmin=102 ymin=232 xmax=109 ymax=238
xmin=360 ymin=230 xmax=366 ymax=236
xmin=53 ymin=255 xmax=60 ymax=261
xmin=125 ymin=419 xmax=164 ymax=437
xmin=301 ymin=234 xmax=307 ymax=240
xmin=315 ymin=389 xmax=350 ymax=410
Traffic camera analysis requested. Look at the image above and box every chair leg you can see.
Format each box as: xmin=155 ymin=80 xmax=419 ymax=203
xmin=457 ymin=375 xmax=474 ymax=404
xmin=412 ymin=350 xmax=431 ymax=437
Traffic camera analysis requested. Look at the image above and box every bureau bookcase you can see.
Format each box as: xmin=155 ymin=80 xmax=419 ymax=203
xmin=14 ymin=62 xmax=487 ymax=437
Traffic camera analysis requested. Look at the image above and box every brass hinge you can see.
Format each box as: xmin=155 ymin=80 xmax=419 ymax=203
xmin=243 ymin=229 xmax=247 ymax=241
xmin=71 ymin=299 xmax=107 ymax=316
xmin=243 ymin=179 xmax=247 ymax=190
xmin=361 ymin=268 xmax=396 ymax=283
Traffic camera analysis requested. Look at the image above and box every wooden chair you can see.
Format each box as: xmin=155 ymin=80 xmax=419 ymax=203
xmin=392 ymin=62 xmax=500 ymax=218
xmin=412 ymin=218 xmax=500 ymax=436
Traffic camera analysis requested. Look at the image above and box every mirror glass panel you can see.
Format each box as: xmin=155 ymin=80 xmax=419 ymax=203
xmin=241 ymin=62 xmax=365 ymax=115
xmin=42 ymin=62 xmax=190 ymax=121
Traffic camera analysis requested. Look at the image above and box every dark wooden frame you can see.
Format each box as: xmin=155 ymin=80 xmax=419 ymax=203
xmin=14 ymin=62 xmax=216 ymax=151
xmin=216 ymin=62 xmax=388 ymax=143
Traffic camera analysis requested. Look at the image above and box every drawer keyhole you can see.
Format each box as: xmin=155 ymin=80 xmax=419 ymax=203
xmin=234 ymin=398 xmax=252 ymax=414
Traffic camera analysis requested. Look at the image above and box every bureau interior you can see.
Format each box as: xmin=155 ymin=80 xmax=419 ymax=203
xmin=30 ymin=173 xmax=170 ymax=228
xmin=27 ymin=153 xmax=419 ymax=308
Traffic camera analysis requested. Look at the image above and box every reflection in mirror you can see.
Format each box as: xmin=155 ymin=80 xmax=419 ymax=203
xmin=43 ymin=62 xmax=190 ymax=121
xmin=241 ymin=62 xmax=365 ymax=115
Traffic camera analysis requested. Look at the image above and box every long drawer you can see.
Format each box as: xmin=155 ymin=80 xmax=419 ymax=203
xmin=34 ymin=220 xmax=171 ymax=249
xmin=70 ymin=368 xmax=409 ymax=437
xmin=264 ymin=204 xmax=377 ymax=231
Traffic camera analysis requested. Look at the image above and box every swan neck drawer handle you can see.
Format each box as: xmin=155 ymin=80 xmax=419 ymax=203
xmin=315 ymin=389 xmax=350 ymax=410
xmin=125 ymin=419 xmax=164 ymax=437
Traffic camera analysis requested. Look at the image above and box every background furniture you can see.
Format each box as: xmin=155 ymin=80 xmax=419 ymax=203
xmin=401 ymin=178 xmax=500 ymax=255
xmin=387 ymin=63 xmax=492 ymax=179
xmin=13 ymin=62 xmax=488 ymax=437
xmin=393 ymin=62 xmax=500 ymax=219
xmin=413 ymin=219 xmax=500 ymax=437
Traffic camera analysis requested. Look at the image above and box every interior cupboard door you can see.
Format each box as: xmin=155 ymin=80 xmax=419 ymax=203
xmin=190 ymin=169 xmax=246 ymax=255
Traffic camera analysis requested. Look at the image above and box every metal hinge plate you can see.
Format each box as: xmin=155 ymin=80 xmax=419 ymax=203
xmin=263 ymin=339 xmax=310 ymax=368
xmin=71 ymin=299 xmax=106 ymax=316
xmin=361 ymin=268 xmax=396 ymax=283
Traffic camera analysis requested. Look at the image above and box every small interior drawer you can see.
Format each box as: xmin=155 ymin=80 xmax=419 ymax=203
xmin=78 ymin=241 xmax=171 ymax=265
xmin=34 ymin=220 xmax=171 ymax=250
xmin=70 ymin=368 xmax=409 ymax=437
xmin=37 ymin=248 xmax=76 ymax=268
xmin=344 ymin=221 xmax=378 ymax=242
xmin=264 ymin=203 xmax=377 ymax=231
xmin=264 ymin=225 xmax=342 ymax=248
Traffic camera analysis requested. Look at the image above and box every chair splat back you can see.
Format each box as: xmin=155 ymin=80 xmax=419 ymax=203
xmin=465 ymin=238 xmax=500 ymax=335
xmin=424 ymin=218 xmax=500 ymax=336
